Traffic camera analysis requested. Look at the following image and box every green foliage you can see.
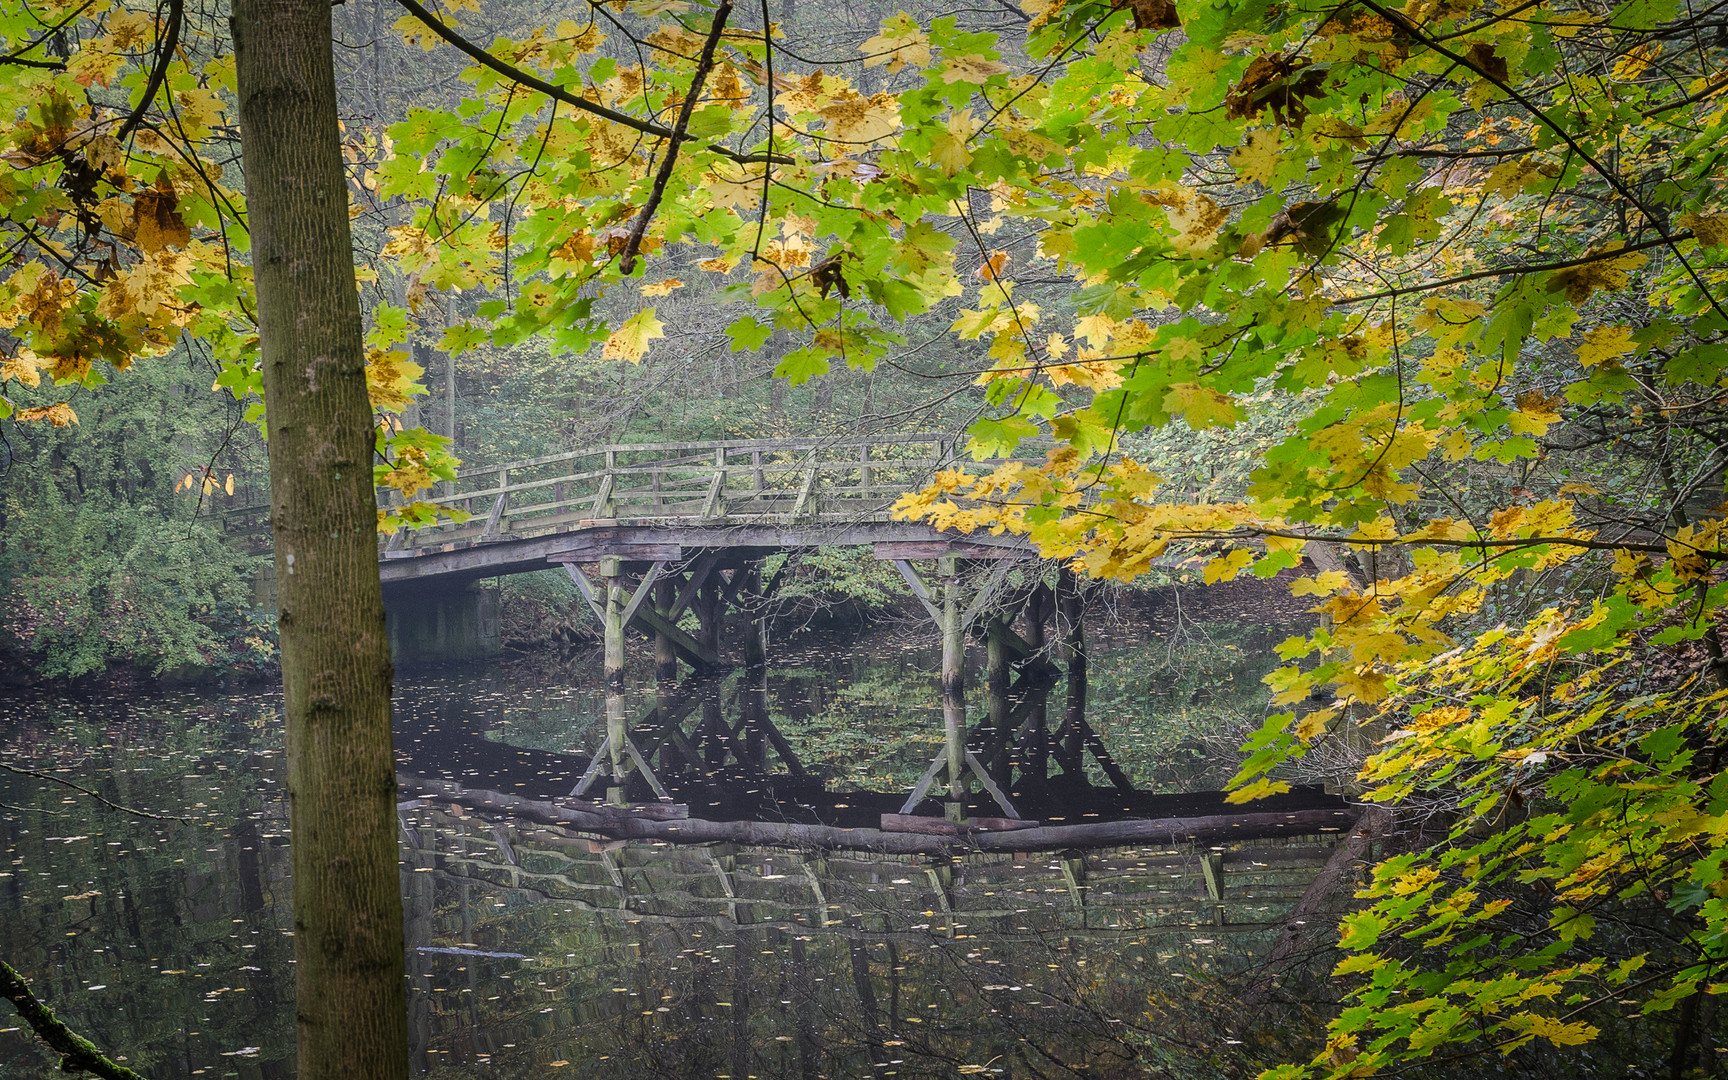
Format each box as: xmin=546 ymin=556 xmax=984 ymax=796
xmin=766 ymin=547 xmax=910 ymax=619
xmin=1267 ymin=612 xmax=1728 ymax=1078
xmin=0 ymin=352 xmax=272 ymax=679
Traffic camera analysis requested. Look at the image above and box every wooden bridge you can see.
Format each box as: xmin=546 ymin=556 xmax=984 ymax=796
xmin=373 ymin=432 xmax=1033 ymax=584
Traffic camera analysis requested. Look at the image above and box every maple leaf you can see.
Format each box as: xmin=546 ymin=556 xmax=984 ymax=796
xmin=1073 ymin=314 xmax=1116 ymax=347
xmin=1577 ymin=325 xmax=1635 ymax=367
xmin=601 ymin=309 xmax=664 ymax=363
xmin=16 ymin=402 xmax=76 ymax=426
xmin=941 ymin=54 xmax=1009 ymax=83
xmin=128 ymin=177 xmax=192 ymax=254
xmin=1225 ymin=53 xmax=1327 ymax=126
xmin=1123 ymin=0 xmax=1180 ymax=30
xmin=819 ymin=92 xmax=900 ymax=143
xmin=860 ymin=18 xmax=930 ymax=73
xmin=928 ymin=109 xmax=978 ymax=176
xmin=1681 ymin=212 xmax=1728 ymax=249
xmin=641 ymin=278 xmax=684 ymax=297
xmin=1161 ymin=382 xmax=1239 ymax=428
xmin=364 ymin=347 xmax=426 ymax=411
xmin=1231 ymin=128 xmax=1280 ymax=185
xmin=1548 ymin=246 xmax=1647 ymax=303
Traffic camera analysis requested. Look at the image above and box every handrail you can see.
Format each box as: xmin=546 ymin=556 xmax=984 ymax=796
xmin=213 ymin=431 xmax=1056 ymax=548
xmin=451 ymin=431 xmax=956 ymax=481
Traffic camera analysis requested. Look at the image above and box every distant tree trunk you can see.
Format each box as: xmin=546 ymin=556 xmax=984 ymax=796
xmin=231 ymin=3 xmax=408 ymax=1080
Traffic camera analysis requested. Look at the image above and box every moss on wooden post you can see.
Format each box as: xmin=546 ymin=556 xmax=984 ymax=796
xmin=939 ymin=555 xmax=967 ymax=824
xmin=601 ymin=556 xmax=628 ymax=806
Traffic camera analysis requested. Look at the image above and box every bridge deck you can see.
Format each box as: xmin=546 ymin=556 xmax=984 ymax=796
xmin=217 ymin=433 xmax=1040 ymax=586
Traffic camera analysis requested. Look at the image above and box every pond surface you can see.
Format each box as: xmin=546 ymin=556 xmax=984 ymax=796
xmin=0 ymin=613 xmax=1341 ymax=1079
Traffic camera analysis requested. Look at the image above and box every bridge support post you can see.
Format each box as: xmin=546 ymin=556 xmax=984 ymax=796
xmin=739 ymin=563 xmax=769 ymax=772
xmin=602 ymin=556 xmax=629 ymax=807
xmin=940 ymin=555 xmax=968 ymax=824
xmin=1019 ymin=583 xmax=1052 ymax=795
xmin=985 ymin=614 xmax=1011 ymax=794
xmin=1056 ymin=566 xmax=1088 ymax=790
xmin=653 ymin=577 xmax=681 ymax=775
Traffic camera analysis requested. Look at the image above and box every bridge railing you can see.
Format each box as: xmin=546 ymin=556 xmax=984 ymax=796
xmin=386 ymin=433 xmax=972 ymax=551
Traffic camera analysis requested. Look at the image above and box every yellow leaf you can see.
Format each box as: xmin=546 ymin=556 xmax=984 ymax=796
xmin=929 ymin=109 xmax=977 ymax=176
xmin=1231 ymin=128 xmax=1279 ymax=185
xmin=225 ymin=474 xmax=235 ymax=496
xmin=1226 ymin=777 xmax=1291 ymax=804
xmin=1291 ymin=570 xmax=1351 ymax=596
xmin=602 ymin=309 xmax=665 ymax=363
xmin=1577 ymin=325 xmax=1635 ymax=367
xmin=1073 ymin=314 xmax=1116 ymax=347
xmin=641 ymin=278 xmax=685 ymax=297
xmin=15 ymin=402 xmax=77 ymax=426
xmin=1203 ymin=548 xmax=1255 ymax=583
xmin=394 ymin=12 xmax=444 ymax=49
xmin=860 ymin=19 xmax=930 ymax=73
xmin=1440 ymin=428 xmax=1472 ymax=461
xmin=1683 ymin=212 xmax=1728 ymax=249
xmin=941 ymin=54 xmax=1009 ymax=83
xmin=1162 ymin=382 xmax=1238 ymax=429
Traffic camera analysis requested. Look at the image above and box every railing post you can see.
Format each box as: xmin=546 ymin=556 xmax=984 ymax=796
xmin=701 ymin=446 xmax=726 ymax=519
xmin=497 ymin=467 xmax=509 ymax=528
xmin=599 ymin=450 xmax=617 ymax=518
xmin=752 ymin=450 xmax=764 ymax=492
xmin=859 ymin=444 xmax=871 ymax=491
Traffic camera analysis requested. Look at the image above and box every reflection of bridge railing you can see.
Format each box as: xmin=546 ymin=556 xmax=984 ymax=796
xmin=400 ymin=803 xmax=1346 ymax=932
xmin=385 ymin=433 xmax=974 ymax=554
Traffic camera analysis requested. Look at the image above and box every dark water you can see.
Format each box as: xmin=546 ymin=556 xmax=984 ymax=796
xmin=0 ymin=621 xmax=1338 ymax=1079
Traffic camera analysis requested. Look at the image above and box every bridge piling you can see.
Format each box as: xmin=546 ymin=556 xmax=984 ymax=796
xmin=939 ymin=556 xmax=968 ymax=825
xmin=602 ymin=557 xmax=629 ymax=807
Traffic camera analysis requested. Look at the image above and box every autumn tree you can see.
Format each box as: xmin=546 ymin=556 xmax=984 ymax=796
xmin=10 ymin=0 xmax=1728 ymax=1070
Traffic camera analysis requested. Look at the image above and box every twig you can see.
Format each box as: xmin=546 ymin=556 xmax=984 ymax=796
xmin=116 ymin=0 xmax=183 ymax=141
xmin=0 ymin=761 xmax=189 ymax=822
xmin=0 ymin=960 xmax=146 ymax=1080
xmin=1329 ymin=230 xmax=1690 ymax=306
xmin=389 ymin=0 xmax=786 ymax=167
xmin=619 ymin=0 xmax=733 ymax=276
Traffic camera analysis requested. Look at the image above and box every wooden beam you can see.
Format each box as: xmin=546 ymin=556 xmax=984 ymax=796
xmin=961 ymin=558 xmax=1017 ymax=631
xmin=619 ymin=562 xmax=665 ymax=628
xmin=790 ymin=464 xmax=818 ymax=516
xmin=872 ymin=540 xmax=1034 ymax=560
xmin=892 ymin=559 xmax=942 ymax=624
xmin=549 ymin=543 xmax=684 ymax=564
xmin=631 ymin=604 xmax=722 ymax=669
xmin=564 ymin=563 xmax=720 ymax=669
xmin=987 ymin=619 xmax=1038 ymax=661
xmin=667 ymin=553 xmax=719 ymax=621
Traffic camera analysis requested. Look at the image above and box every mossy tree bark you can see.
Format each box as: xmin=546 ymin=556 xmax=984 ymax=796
xmin=231 ymin=2 xmax=407 ymax=1077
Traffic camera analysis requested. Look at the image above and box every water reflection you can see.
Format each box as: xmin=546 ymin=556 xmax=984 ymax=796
xmin=397 ymin=805 xmax=1337 ymax=1079
xmin=0 ymin=620 xmax=1339 ymax=1078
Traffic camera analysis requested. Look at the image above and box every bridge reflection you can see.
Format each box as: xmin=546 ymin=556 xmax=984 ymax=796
xmin=397 ymin=802 xmax=1356 ymax=1078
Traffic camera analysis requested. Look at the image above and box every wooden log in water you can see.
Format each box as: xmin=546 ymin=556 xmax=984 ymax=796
xmin=398 ymin=772 xmax=1359 ymax=854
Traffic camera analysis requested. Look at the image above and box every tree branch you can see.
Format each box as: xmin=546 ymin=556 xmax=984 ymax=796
xmin=1355 ymin=0 xmax=1728 ymax=326
xmin=116 ymin=0 xmax=183 ymax=141
xmin=0 ymin=761 xmax=189 ymax=822
xmin=0 ymin=960 xmax=145 ymax=1080
xmin=1328 ymin=231 xmax=1688 ymax=306
xmin=389 ymin=0 xmax=791 ymax=167
xmin=619 ymin=0 xmax=733 ymax=275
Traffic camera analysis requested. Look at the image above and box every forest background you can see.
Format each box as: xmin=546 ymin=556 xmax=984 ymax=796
xmin=4 ymin=0 xmax=1728 ymax=1074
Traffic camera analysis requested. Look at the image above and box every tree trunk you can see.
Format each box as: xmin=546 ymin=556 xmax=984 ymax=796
xmin=231 ymin=3 xmax=408 ymax=1078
